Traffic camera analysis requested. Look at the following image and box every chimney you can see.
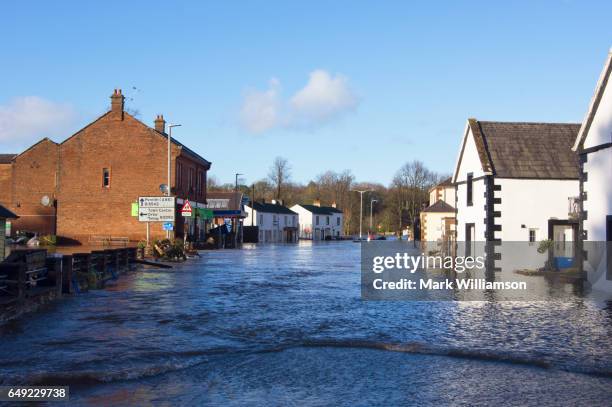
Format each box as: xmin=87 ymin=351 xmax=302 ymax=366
xmin=154 ymin=114 xmax=166 ymax=133
xmin=331 ymin=202 xmax=337 ymax=208
xmin=110 ymin=88 xmax=124 ymax=119
xmin=313 ymin=199 xmax=321 ymax=207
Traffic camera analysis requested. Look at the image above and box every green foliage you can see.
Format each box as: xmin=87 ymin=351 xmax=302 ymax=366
xmin=40 ymin=235 xmax=57 ymax=246
xmin=537 ymin=239 xmax=554 ymax=254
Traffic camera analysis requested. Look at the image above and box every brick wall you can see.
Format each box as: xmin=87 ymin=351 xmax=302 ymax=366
xmin=3 ymin=90 xmax=210 ymax=244
xmin=5 ymin=139 xmax=58 ymax=236
xmin=56 ymin=111 xmax=209 ymax=243
xmin=0 ymin=164 xmax=12 ymax=204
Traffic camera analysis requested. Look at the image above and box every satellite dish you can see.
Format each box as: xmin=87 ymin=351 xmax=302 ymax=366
xmin=41 ymin=195 xmax=51 ymax=207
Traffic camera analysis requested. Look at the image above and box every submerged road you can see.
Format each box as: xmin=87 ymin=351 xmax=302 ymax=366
xmin=1 ymin=242 xmax=611 ymax=406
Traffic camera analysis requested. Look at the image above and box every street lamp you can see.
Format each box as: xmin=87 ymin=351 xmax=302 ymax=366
xmin=167 ymin=124 xmax=181 ymax=238
xmin=235 ymin=173 xmax=243 ymax=192
xmin=351 ymin=189 xmax=371 ymax=241
xmin=369 ymin=199 xmax=378 ymax=236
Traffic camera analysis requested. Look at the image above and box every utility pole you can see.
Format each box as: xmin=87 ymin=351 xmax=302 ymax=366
xmin=351 ymin=189 xmax=371 ymax=241
xmin=168 ymin=124 xmax=181 ymax=239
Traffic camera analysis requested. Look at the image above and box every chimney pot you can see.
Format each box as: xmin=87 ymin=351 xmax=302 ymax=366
xmin=154 ymin=114 xmax=166 ymax=133
xmin=110 ymin=88 xmax=125 ymax=119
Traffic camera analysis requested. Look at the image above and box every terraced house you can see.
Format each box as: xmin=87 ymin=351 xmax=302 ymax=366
xmin=0 ymin=89 xmax=211 ymax=244
xmin=291 ymin=200 xmax=344 ymax=240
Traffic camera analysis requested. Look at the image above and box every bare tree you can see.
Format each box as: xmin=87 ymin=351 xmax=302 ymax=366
xmin=268 ymin=156 xmax=292 ymax=200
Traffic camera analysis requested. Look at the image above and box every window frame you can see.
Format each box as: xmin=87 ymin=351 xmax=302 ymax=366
xmin=102 ymin=167 xmax=111 ymax=188
xmin=466 ymin=172 xmax=473 ymax=206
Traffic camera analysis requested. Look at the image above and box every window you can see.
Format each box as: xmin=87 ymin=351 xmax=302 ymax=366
xmin=102 ymin=168 xmax=110 ymax=188
xmin=316 ymin=215 xmax=319 ymax=225
xmin=529 ymin=229 xmax=536 ymax=243
xmin=466 ymin=173 xmax=473 ymax=206
xmin=259 ymin=214 xmax=263 ymax=225
xmin=176 ymin=163 xmax=183 ymax=187
xmin=284 ymin=215 xmax=288 ymax=225
xmin=188 ymin=168 xmax=195 ymax=190
xmin=326 ymin=216 xmax=330 ymax=225
xmin=337 ymin=217 xmax=340 ymax=226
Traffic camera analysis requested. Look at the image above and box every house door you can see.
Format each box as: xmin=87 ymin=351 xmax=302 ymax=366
xmin=465 ymin=223 xmax=475 ymax=256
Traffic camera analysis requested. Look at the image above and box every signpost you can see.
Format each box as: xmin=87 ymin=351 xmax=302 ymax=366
xmin=138 ymin=196 xmax=176 ymax=222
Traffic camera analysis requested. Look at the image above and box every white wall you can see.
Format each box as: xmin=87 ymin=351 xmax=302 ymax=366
xmin=583 ymin=150 xmax=612 ymax=241
xmin=245 ymin=206 xmax=298 ymax=243
xmin=580 ymin=59 xmax=612 ymax=292
xmin=422 ymin=211 xmax=453 ymax=242
xmin=456 ymin=178 xmax=486 ymax=241
xmin=454 ymin=125 xmax=489 ymax=241
xmin=290 ymin=205 xmax=344 ymax=240
xmin=497 ymin=178 xmax=579 ymax=241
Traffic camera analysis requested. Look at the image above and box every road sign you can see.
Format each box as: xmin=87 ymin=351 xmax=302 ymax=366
xmin=139 ymin=196 xmax=175 ymax=208
xmin=163 ymin=222 xmax=174 ymax=231
xmin=181 ymin=200 xmax=193 ymax=217
xmin=138 ymin=207 xmax=175 ymax=222
xmin=138 ymin=197 xmax=176 ymax=222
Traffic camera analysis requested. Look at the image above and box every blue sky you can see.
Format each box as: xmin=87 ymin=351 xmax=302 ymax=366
xmin=1 ymin=1 xmax=610 ymax=185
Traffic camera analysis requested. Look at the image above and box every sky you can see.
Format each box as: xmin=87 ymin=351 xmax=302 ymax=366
xmin=1 ymin=1 xmax=611 ymax=186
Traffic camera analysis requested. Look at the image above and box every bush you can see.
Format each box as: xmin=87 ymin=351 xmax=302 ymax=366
xmin=40 ymin=235 xmax=57 ymax=246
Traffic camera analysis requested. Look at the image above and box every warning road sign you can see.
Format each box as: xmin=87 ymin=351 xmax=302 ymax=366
xmin=181 ymin=200 xmax=193 ymax=217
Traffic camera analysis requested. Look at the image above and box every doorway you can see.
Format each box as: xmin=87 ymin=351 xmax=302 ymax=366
xmin=465 ymin=223 xmax=475 ymax=256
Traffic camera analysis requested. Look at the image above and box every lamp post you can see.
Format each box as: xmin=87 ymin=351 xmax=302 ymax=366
xmin=369 ymin=199 xmax=377 ymax=235
xmin=168 ymin=124 xmax=181 ymax=238
xmin=235 ymin=173 xmax=243 ymax=191
xmin=351 ymin=189 xmax=371 ymax=241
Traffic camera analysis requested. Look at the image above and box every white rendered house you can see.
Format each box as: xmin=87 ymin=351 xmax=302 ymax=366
xmin=420 ymin=177 xmax=456 ymax=243
xmin=244 ymin=200 xmax=298 ymax=243
xmin=572 ymin=49 xmax=612 ymax=292
xmin=452 ymin=119 xmax=580 ymax=270
xmin=291 ymin=201 xmax=344 ymax=240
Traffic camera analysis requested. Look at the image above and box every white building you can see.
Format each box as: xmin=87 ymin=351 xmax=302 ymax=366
xmin=421 ymin=177 xmax=456 ymax=243
xmin=573 ymin=49 xmax=612 ymax=292
xmin=244 ymin=201 xmax=298 ymax=243
xmin=291 ymin=201 xmax=344 ymax=240
xmin=452 ymin=119 xmax=580 ymax=270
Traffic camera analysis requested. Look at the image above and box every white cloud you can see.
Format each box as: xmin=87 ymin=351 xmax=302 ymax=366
xmin=239 ymin=70 xmax=359 ymax=134
xmin=239 ymin=78 xmax=282 ymax=133
xmin=0 ymin=96 xmax=77 ymax=149
xmin=290 ymin=70 xmax=359 ymax=126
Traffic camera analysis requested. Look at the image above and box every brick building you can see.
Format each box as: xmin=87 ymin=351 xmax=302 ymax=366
xmin=0 ymin=89 xmax=211 ymax=243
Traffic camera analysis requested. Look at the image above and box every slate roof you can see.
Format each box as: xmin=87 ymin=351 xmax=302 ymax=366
xmin=0 ymin=204 xmax=18 ymax=219
xmin=422 ymin=200 xmax=455 ymax=213
xmin=249 ymin=201 xmax=297 ymax=215
xmin=467 ymin=119 xmax=580 ymax=179
xmin=298 ymin=204 xmax=342 ymax=215
xmin=0 ymin=154 xmax=16 ymax=164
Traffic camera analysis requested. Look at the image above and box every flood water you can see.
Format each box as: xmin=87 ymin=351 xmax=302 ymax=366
xmin=1 ymin=242 xmax=611 ymax=406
